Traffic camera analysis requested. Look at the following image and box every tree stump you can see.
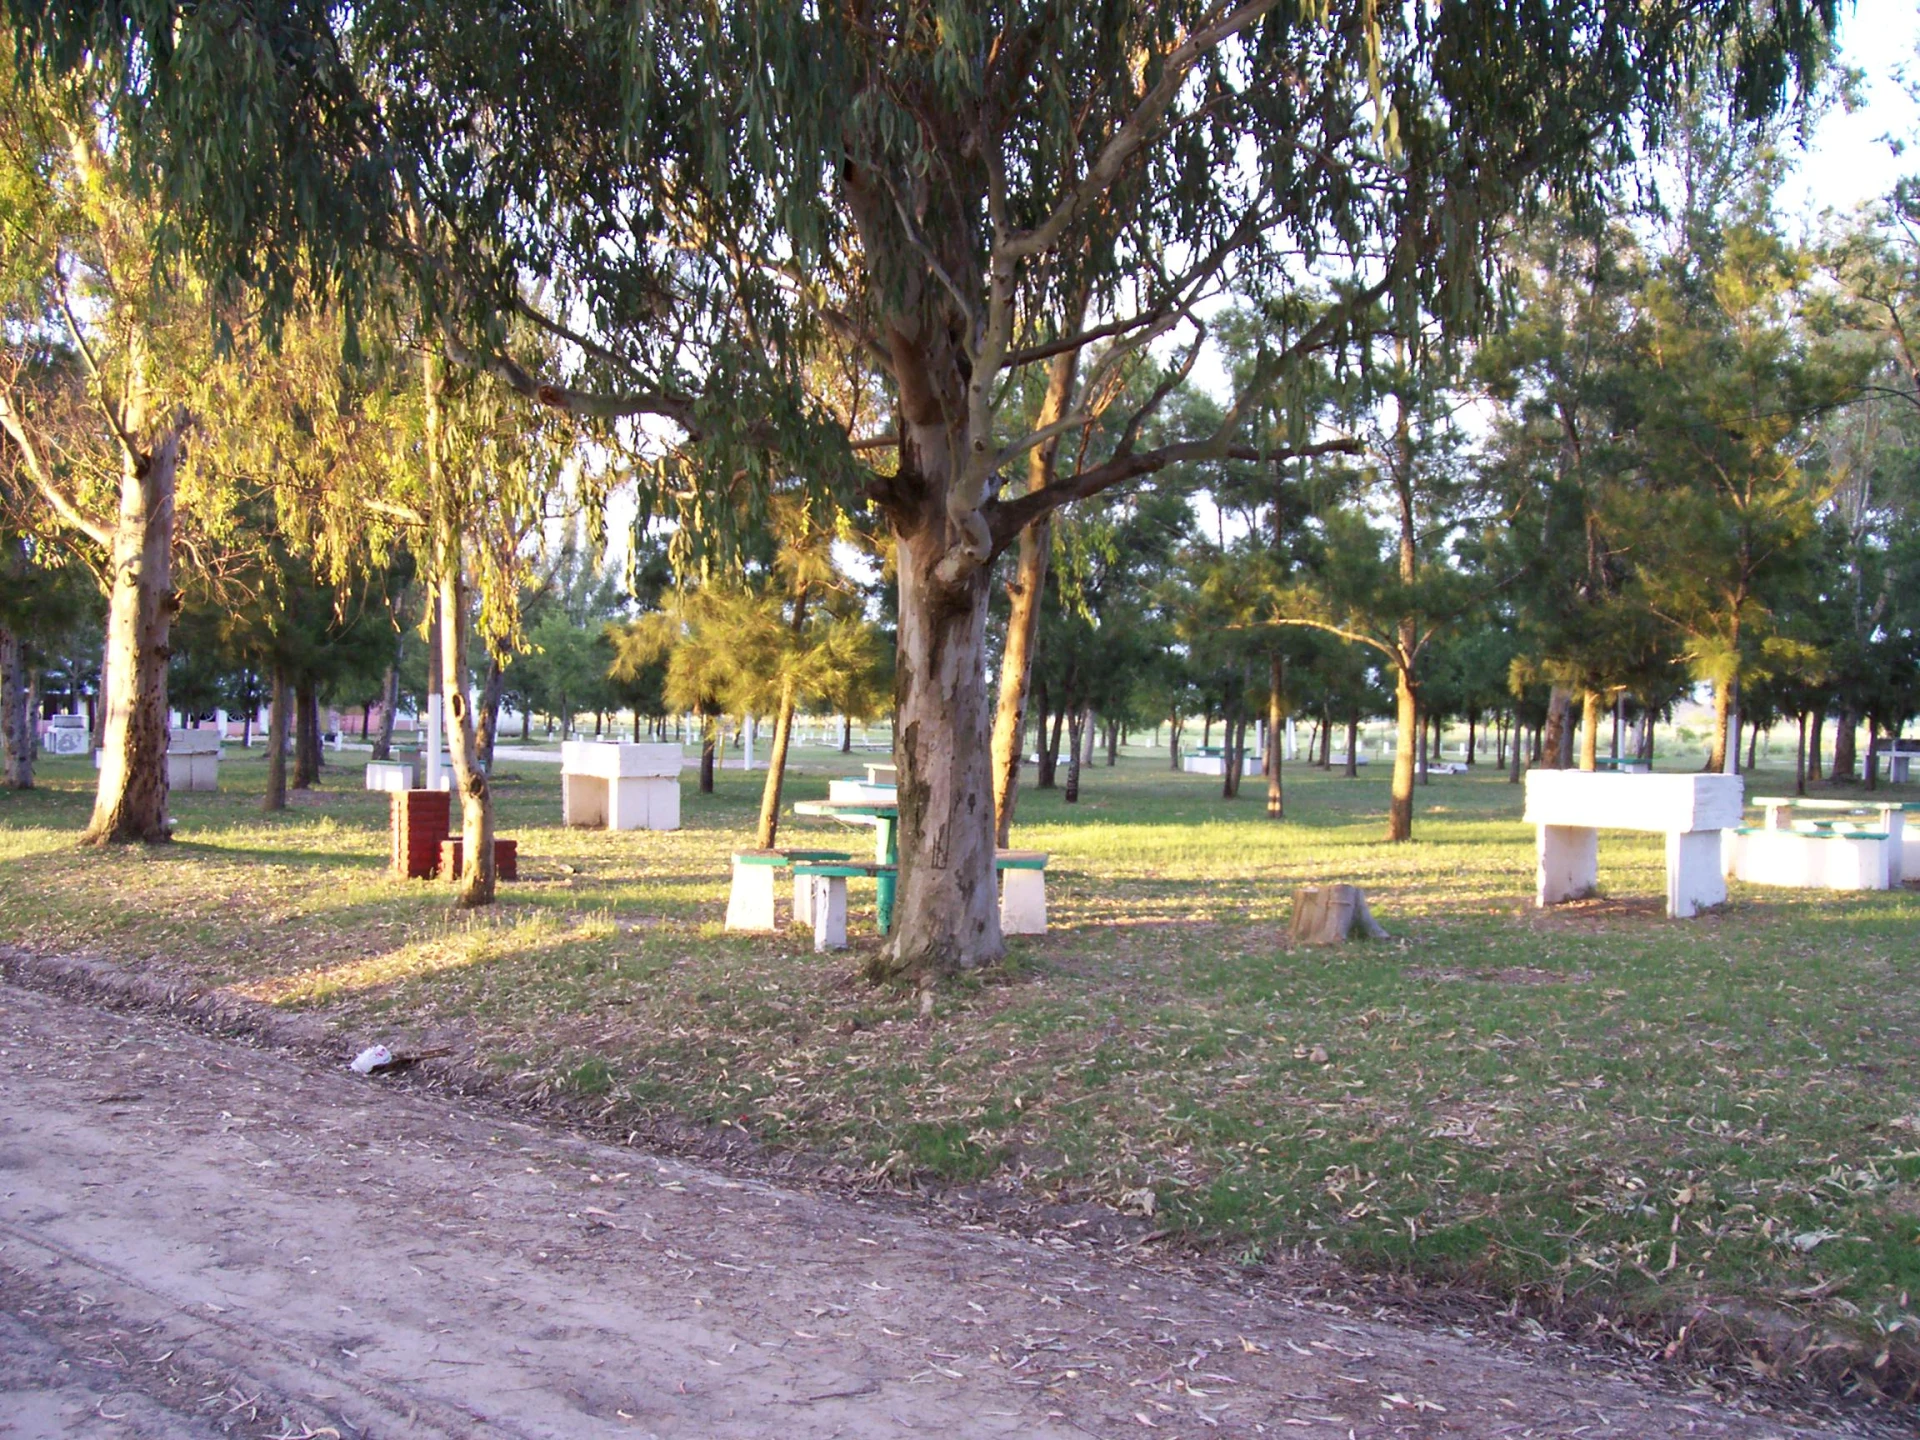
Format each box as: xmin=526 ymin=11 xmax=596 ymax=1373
xmin=1290 ymin=884 xmax=1387 ymax=945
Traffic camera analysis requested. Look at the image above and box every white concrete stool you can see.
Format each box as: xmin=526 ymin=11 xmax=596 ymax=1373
xmin=996 ymin=850 xmax=1050 ymax=935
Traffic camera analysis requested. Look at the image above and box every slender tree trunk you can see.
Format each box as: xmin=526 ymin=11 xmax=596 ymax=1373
xmin=1105 ymin=716 xmax=1118 ymax=766
xmin=1344 ymin=713 xmax=1360 ymax=779
xmin=754 ymin=589 xmax=811 ymax=849
xmin=1865 ymin=725 xmax=1880 ymax=792
xmin=521 ymin=706 xmax=532 ymax=742
xmin=475 ymin=653 xmax=507 ymax=775
xmin=1388 ymin=659 xmax=1418 ymax=842
xmin=1746 ymin=719 xmax=1760 ymax=774
xmin=1495 ymin=713 xmax=1507 ymax=772
xmin=1709 ymin=675 xmax=1736 ymax=775
xmin=83 ymin=426 xmax=183 ymax=846
xmin=1795 ymin=711 xmax=1808 ymax=796
xmin=1266 ymin=655 xmax=1285 ymax=818
xmin=293 ymin=680 xmax=320 ymax=789
xmin=1064 ymin=707 xmax=1085 ymax=803
xmin=370 ymin=659 xmax=400 ymax=761
xmin=1418 ymin=707 xmax=1431 ymax=786
xmin=1542 ymin=686 xmax=1572 ymax=770
xmin=1202 ymin=712 xmax=1212 ymax=749
xmin=1809 ymin=710 xmax=1825 ymax=783
xmin=1168 ymin=714 xmax=1183 ymax=771
xmin=1039 ymin=702 xmax=1064 ymax=790
xmin=989 ymin=338 xmax=1080 ymax=846
xmin=840 ymin=713 xmax=852 ymax=753
xmin=1508 ymin=713 xmax=1524 ymax=783
xmin=426 ymin=356 xmax=496 ymax=909
xmin=1 ymin=626 xmax=30 ymax=789
xmin=262 ymin=667 xmax=289 ymax=813
xmin=1579 ymin=691 xmax=1601 ymax=771
xmin=1465 ymin=710 xmax=1476 ymax=767
xmin=699 ymin=708 xmax=717 ymax=793
xmin=869 ymin=526 xmax=1002 ymax=983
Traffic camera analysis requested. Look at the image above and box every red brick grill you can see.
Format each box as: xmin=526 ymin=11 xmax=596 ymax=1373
xmin=438 ymin=838 xmax=519 ymax=882
xmin=389 ymin=790 xmax=452 ymax=880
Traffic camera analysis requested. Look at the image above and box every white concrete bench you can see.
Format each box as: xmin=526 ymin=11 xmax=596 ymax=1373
xmin=1524 ymin=771 xmax=1743 ymax=919
xmin=561 ymin=741 xmax=682 ymax=830
xmin=364 ymin=760 xmax=415 ymax=792
xmin=166 ymin=729 xmax=221 ymax=792
xmin=1724 ymin=826 xmax=1891 ymax=891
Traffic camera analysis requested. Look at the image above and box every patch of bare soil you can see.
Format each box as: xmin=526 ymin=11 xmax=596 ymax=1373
xmin=0 ymin=969 xmax=1892 ymax=1439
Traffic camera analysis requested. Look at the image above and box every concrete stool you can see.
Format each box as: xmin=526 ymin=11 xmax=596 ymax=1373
xmin=996 ymin=850 xmax=1050 ymax=935
xmin=725 ymin=850 xmax=851 ymax=932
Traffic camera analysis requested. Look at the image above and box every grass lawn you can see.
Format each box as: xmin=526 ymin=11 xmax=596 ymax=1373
xmin=4 ymin=739 xmax=1919 ymax=1387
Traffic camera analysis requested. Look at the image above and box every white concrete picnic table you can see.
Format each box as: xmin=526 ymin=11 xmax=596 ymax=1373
xmin=1751 ymin=795 xmax=1915 ymax=885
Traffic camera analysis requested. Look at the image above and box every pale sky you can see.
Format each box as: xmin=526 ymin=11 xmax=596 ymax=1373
xmin=1778 ymin=0 xmax=1920 ymax=222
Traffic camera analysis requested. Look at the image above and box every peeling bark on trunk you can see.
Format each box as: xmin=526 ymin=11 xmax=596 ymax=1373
xmin=263 ymin=668 xmax=289 ymax=812
xmin=869 ymin=529 xmax=1002 ymax=983
xmin=1579 ymin=691 xmax=1601 ymax=771
xmin=84 ymin=430 xmax=182 ymax=846
xmin=1 ymin=626 xmax=31 ymax=789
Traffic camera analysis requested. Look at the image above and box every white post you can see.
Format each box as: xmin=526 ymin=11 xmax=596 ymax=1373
xmin=426 ymin=693 xmax=445 ymax=791
xmin=215 ymin=708 xmax=228 ymax=740
xmin=743 ymin=715 xmax=754 ymax=771
xmin=1285 ymin=718 xmax=1298 ymax=761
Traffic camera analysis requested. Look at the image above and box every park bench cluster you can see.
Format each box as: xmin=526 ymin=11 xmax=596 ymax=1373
xmin=724 ymin=772 xmax=1050 ymax=950
xmin=1723 ymin=795 xmax=1916 ymax=892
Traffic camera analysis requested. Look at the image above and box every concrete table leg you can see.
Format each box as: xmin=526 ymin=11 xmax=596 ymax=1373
xmin=1884 ymin=811 xmax=1904 ymax=886
xmin=793 ymin=873 xmax=816 ymax=928
xmin=1665 ymin=829 xmax=1727 ymax=918
xmin=724 ymin=863 xmax=778 ymax=932
xmin=812 ymin=877 xmax=849 ymax=952
xmin=1000 ymin=870 xmax=1047 ymax=935
xmin=1535 ymin=824 xmax=1599 ymax=905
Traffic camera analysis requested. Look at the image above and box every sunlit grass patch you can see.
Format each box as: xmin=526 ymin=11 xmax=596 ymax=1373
xmin=4 ymin=740 xmax=1920 ymax=1375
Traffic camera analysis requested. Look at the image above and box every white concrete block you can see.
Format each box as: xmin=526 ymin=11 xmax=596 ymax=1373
xmin=793 ymin=872 xmax=816 ymax=927
xmin=1000 ymin=869 xmax=1048 ymax=935
xmin=1524 ymin=770 xmax=1744 ymax=833
xmin=365 ymin=761 xmax=415 ymax=792
xmin=812 ymin=876 xmax=849 ymax=952
xmin=562 ymin=743 xmax=683 ymax=831
xmin=1536 ymin=824 xmax=1599 ymax=905
xmin=1665 ymin=829 xmax=1727 ymax=918
xmin=724 ymin=862 xmax=779 ymax=932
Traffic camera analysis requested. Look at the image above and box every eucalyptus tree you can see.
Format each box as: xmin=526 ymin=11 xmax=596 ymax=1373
xmin=12 ymin=0 xmax=1841 ymax=971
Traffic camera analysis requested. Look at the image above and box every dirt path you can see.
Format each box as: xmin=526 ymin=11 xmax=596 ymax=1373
xmin=0 ymin=980 xmax=1862 ymax=1440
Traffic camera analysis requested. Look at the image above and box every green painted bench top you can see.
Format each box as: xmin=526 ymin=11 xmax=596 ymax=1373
xmin=792 ymin=860 xmax=896 ymax=878
xmin=995 ymin=850 xmax=1049 ymax=870
xmin=732 ymin=848 xmax=851 ymax=866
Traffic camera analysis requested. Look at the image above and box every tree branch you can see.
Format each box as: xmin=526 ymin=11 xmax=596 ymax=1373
xmin=0 ymin=387 xmax=112 ymax=548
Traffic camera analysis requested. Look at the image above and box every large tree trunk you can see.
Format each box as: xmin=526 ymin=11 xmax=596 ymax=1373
xmin=84 ymin=428 xmax=182 ymax=846
xmin=1579 ymin=691 xmax=1601 ymax=771
xmin=870 ymin=528 xmax=1002 ymax=984
xmin=262 ymin=667 xmax=289 ymax=812
xmin=1266 ymin=654 xmax=1285 ymax=819
xmin=989 ymin=339 xmax=1080 ymax=846
xmin=1387 ymin=658 xmax=1418 ymax=842
xmin=1 ymin=625 xmax=31 ymax=789
xmin=369 ymin=659 xmax=399 ymax=761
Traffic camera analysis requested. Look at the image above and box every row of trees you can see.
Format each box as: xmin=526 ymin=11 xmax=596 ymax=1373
xmin=0 ymin=0 xmax=1884 ymax=985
